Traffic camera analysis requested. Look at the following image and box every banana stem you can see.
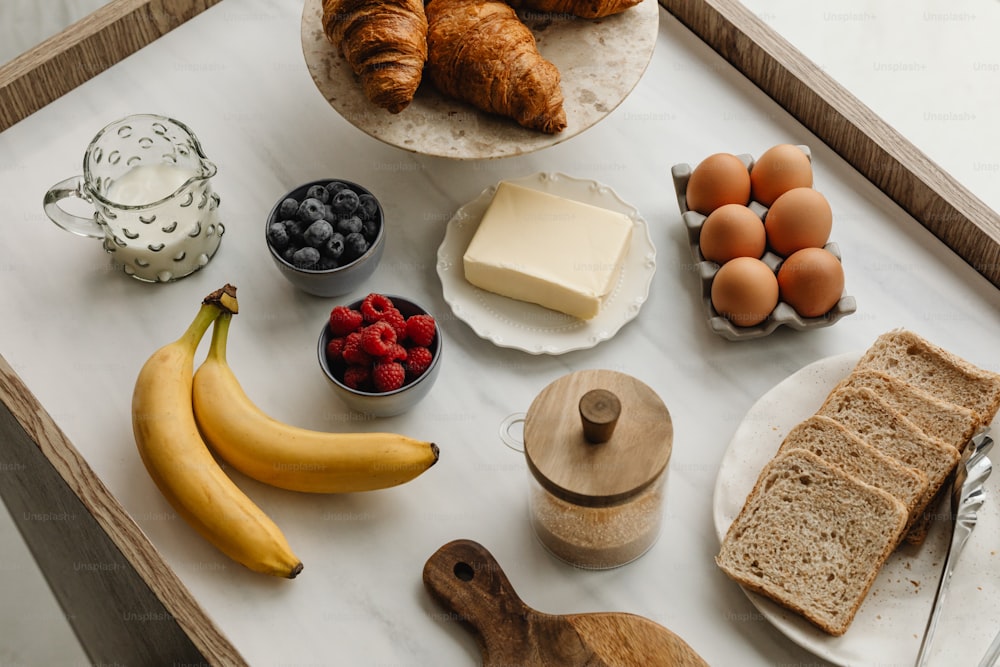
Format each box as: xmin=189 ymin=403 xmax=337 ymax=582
xmin=175 ymin=285 xmax=238 ymax=352
xmin=179 ymin=303 xmax=225 ymax=352
xmin=207 ymin=312 xmax=232 ymax=363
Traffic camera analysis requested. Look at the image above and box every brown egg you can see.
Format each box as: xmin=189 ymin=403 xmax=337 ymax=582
xmin=777 ymin=247 xmax=845 ymax=318
xmin=699 ymin=204 xmax=766 ymax=264
xmin=710 ymin=256 xmax=779 ymax=327
xmin=764 ymin=187 xmax=832 ymax=257
xmin=750 ymin=144 xmax=813 ymax=206
xmin=685 ymin=153 xmax=751 ymax=215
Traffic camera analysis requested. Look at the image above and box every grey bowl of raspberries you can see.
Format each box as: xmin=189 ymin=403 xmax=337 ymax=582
xmin=266 ymin=179 xmax=385 ymax=297
xmin=318 ymin=293 xmax=442 ymax=417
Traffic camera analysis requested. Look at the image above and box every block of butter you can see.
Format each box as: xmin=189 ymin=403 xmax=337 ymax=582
xmin=462 ymin=181 xmax=634 ymax=319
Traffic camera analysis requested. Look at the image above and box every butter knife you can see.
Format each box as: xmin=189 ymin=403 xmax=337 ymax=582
xmin=914 ymin=429 xmax=993 ymax=667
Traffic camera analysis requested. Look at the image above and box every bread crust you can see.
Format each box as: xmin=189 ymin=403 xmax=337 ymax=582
xmin=716 ymin=449 xmax=908 ymax=636
xmin=505 ymin=0 xmax=643 ymax=19
xmin=817 ymin=386 xmax=960 ymax=542
xmin=777 ymin=415 xmax=928 ymax=520
xmin=323 ymin=0 xmax=428 ymax=113
xmin=425 ymin=0 xmax=567 ymax=134
xmin=830 ymin=369 xmax=980 ymax=450
xmin=854 ymin=329 xmax=1000 ymax=428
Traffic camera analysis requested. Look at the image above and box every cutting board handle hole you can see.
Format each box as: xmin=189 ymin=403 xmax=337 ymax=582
xmin=453 ymin=561 xmax=475 ymax=581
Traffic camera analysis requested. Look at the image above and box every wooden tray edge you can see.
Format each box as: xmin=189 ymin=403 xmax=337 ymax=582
xmin=659 ymin=0 xmax=1000 ymax=290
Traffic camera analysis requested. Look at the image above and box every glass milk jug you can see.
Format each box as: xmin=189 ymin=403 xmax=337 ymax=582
xmin=44 ymin=114 xmax=224 ymax=283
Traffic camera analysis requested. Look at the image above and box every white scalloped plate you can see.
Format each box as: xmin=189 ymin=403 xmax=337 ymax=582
xmin=712 ymin=352 xmax=1000 ymax=666
xmin=436 ymin=172 xmax=656 ymax=355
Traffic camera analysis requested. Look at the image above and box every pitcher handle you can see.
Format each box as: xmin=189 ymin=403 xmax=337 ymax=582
xmin=43 ymin=176 xmax=104 ymax=239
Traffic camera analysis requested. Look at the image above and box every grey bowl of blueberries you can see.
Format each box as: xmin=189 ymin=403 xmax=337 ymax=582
xmin=265 ymin=179 xmax=385 ymax=297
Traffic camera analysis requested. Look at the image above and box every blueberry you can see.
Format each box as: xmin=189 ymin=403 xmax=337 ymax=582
xmin=291 ymin=246 xmax=321 ymax=269
xmin=278 ymin=197 xmax=299 ymax=219
xmin=325 ymin=181 xmax=349 ymax=198
xmin=282 ymin=218 xmax=306 ymax=244
xmin=361 ymin=217 xmax=379 ymax=241
xmin=281 ymin=245 xmax=298 ymax=265
xmin=297 ymin=197 xmax=326 ymax=223
xmin=315 ymin=256 xmax=339 ymax=271
xmin=336 ymin=215 xmax=363 ymax=236
xmin=267 ymin=221 xmax=290 ymax=249
xmin=344 ymin=232 xmax=369 ymax=259
xmin=303 ymin=220 xmax=334 ymax=247
xmin=305 ymin=184 xmax=330 ymax=204
xmin=323 ymin=204 xmax=337 ymax=224
xmin=322 ymin=232 xmax=346 ymax=259
xmin=357 ymin=194 xmax=379 ymax=221
xmin=331 ymin=189 xmax=360 ymax=215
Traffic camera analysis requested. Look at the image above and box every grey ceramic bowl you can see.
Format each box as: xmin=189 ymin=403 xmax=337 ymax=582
xmin=266 ymin=179 xmax=385 ymax=297
xmin=317 ymin=295 xmax=442 ymax=417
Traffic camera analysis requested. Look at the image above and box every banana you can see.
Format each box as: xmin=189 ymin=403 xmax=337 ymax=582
xmin=192 ymin=311 xmax=440 ymax=494
xmin=131 ymin=285 xmax=303 ymax=579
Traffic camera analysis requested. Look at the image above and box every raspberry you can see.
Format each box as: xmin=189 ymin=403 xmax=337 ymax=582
xmin=360 ymin=293 xmax=395 ymax=323
xmin=342 ymin=331 xmax=372 ymax=366
xmin=380 ymin=307 xmax=407 ymax=340
xmin=405 ymin=346 xmax=433 ymax=379
xmin=383 ymin=343 xmax=408 ymax=363
xmin=325 ymin=336 xmax=347 ymax=363
xmin=342 ymin=364 xmax=371 ymax=390
xmin=372 ymin=361 xmax=406 ymax=392
xmin=329 ymin=305 xmax=363 ymax=336
xmin=405 ymin=314 xmax=436 ymax=347
xmin=361 ymin=321 xmax=397 ymax=357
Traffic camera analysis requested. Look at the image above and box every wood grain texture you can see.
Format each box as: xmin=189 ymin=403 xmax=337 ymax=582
xmin=423 ymin=539 xmax=709 ymax=666
xmin=659 ymin=0 xmax=1000 ymax=290
xmin=0 ymin=352 xmax=246 ymax=665
xmin=524 ymin=370 xmax=672 ymax=507
xmin=0 ymin=0 xmax=224 ymax=132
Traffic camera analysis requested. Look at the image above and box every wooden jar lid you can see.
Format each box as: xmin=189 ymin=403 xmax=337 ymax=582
xmin=523 ymin=370 xmax=673 ymax=508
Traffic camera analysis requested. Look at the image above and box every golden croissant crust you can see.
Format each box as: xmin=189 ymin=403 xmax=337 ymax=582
xmin=322 ymin=0 xmax=428 ymax=114
xmin=507 ymin=0 xmax=643 ymax=18
xmin=425 ymin=0 xmax=567 ymax=134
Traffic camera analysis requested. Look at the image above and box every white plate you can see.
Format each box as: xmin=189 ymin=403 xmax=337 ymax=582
xmin=436 ymin=172 xmax=656 ymax=355
xmin=712 ymin=352 xmax=1000 ymax=666
xmin=300 ymin=0 xmax=659 ymax=159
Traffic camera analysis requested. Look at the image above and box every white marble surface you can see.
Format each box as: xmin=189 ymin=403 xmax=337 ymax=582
xmin=2 ymin=1 xmax=1000 ymax=666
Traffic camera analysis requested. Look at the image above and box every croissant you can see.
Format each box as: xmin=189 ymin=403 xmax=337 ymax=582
xmin=506 ymin=0 xmax=642 ymax=18
xmin=425 ymin=0 xmax=567 ymax=134
xmin=322 ymin=0 xmax=428 ymax=114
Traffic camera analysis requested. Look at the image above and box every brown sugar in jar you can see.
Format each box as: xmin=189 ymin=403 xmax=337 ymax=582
xmin=522 ymin=370 xmax=673 ymax=569
xmin=529 ymin=472 xmax=666 ymax=569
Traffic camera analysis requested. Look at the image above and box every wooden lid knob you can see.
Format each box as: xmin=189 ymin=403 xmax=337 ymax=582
xmin=579 ymin=389 xmax=621 ymax=444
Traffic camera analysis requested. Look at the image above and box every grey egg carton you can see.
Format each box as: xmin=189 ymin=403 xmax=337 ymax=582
xmin=670 ymin=148 xmax=857 ymax=341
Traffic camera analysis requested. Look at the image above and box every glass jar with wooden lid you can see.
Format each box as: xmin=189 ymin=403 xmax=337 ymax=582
xmin=519 ymin=369 xmax=673 ymax=569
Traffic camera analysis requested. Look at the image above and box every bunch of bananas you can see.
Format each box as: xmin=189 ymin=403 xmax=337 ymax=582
xmin=131 ymin=285 xmax=439 ymax=578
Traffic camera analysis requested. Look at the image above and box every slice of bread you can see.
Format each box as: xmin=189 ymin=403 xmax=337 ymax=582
xmin=831 ymin=370 xmax=980 ymax=451
xmin=716 ymin=448 xmax=908 ymax=636
xmin=817 ymin=386 xmax=960 ymax=541
xmin=853 ymin=329 xmax=1000 ymax=428
xmin=777 ymin=415 xmax=929 ymax=519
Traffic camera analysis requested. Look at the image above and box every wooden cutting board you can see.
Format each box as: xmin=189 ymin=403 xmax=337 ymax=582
xmin=423 ymin=539 xmax=710 ymax=666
